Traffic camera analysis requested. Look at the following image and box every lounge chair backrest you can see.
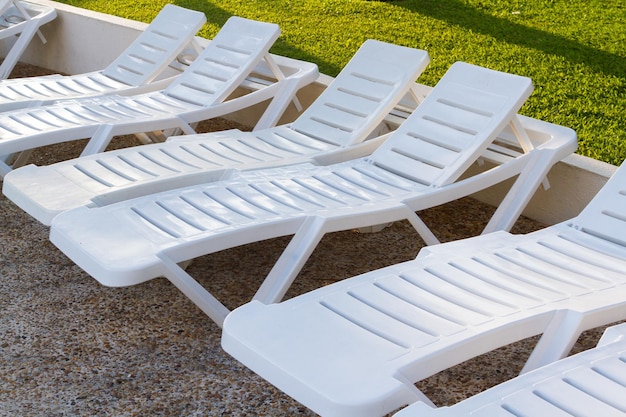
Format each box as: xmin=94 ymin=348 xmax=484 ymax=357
xmin=368 ymin=62 xmax=533 ymax=187
xmin=163 ymin=16 xmax=280 ymax=106
xmin=101 ymin=4 xmax=207 ymax=86
xmin=570 ymin=161 xmax=626 ymax=246
xmin=289 ymin=39 xmax=429 ymax=147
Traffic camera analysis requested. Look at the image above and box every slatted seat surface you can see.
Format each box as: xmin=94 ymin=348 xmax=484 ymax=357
xmin=0 ymin=4 xmax=206 ymax=111
xmin=397 ymin=323 xmax=626 ymax=417
xmin=222 ymin=163 xmax=626 ymax=417
xmin=49 ymin=61 xmax=577 ymax=330
xmin=4 ymin=40 xmax=428 ymax=225
xmin=0 ymin=16 xmax=290 ymax=177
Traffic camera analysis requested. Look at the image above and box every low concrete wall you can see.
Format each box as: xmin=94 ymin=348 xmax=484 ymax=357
xmin=9 ymin=0 xmax=148 ymax=74
xmin=7 ymin=0 xmax=617 ymax=226
xmin=471 ymin=154 xmax=616 ymax=226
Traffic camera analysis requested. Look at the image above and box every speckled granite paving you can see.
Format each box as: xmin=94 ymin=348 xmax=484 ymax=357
xmin=0 ymin=63 xmax=615 ymax=416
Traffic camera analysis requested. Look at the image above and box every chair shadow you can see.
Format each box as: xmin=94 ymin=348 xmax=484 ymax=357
xmin=174 ymin=0 xmax=339 ymax=76
xmin=169 ymin=0 xmax=623 ymax=82
xmin=389 ymin=0 xmax=624 ymax=78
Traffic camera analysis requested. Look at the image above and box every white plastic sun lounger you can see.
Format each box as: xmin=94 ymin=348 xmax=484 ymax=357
xmin=395 ymin=322 xmax=626 ymax=417
xmin=49 ymin=61 xmax=577 ymax=329
xmin=221 ymin=159 xmax=626 ymax=417
xmin=0 ymin=4 xmax=206 ymax=112
xmin=0 ymin=16 xmax=319 ymax=176
xmin=0 ymin=0 xmax=56 ymax=80
xmin=3 ymin=39 xmax=430 ymax=225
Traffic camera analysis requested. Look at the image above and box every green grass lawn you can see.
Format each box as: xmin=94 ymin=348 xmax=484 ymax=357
xmin=60 ymin=0 xmax=625 ymax=165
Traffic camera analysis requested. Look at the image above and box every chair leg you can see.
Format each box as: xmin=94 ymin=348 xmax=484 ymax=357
xmin=482 ymin=151 xmax=552 ymax=234
xmin=81 ymin=124 xmax=115 ymax=156
xmin=0 ymin=156 xmax=12 ymax=177
xmin=406 ymin=211 xmax=440 ymax=245
xmin=158 ymin=253 xmax=230 ymax=327
xmin=253 ymin=217 xmax=327 ymax=304
xmin=0 ymin=23 xmax=42 ymax=79
xmin=522 ymin=309 xmax=584 ymax=374
xmin=524 ymin=299 xmax=626 ymax=374
xmin=8 ymin=149 xmax=33 ymax=170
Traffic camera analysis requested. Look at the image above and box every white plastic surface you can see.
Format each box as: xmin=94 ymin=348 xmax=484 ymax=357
xmin=369 ymin=62 xmax=533 ymax=187
xmin=0 ymin=0 xmax=57 ymax=80
xmin=49 ymin=62 xmax=576 ymax=330
xmin=395 ymin=322 xmax=626 ymax=417
xmin=0 ymin=16 xmax=290 ymax=175
xmin=3 ymin=40 xmax=428 ymax=224
xmin=0 ymin=4 xmax=205 ymax=111
xmin=222 ymin=163 xmax=626 ymax=416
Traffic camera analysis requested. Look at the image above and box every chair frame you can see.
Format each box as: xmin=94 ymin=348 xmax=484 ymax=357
xmin=222 ymin=160 xmax=626 ymax=417
xmin=3 ymin=40 xmax=430 ymax=225
xmin=0 ymin=16 xmax=319 ymax=176
xmin=397 ymin=322 xmax=626 ymax=417
xmin=0 ymin=4 xmax=206 ymax=112
xmin=0 ymin=0 xmax=56 ymax=80
xmin=49 ymin=62 xmax=577 ymax=329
